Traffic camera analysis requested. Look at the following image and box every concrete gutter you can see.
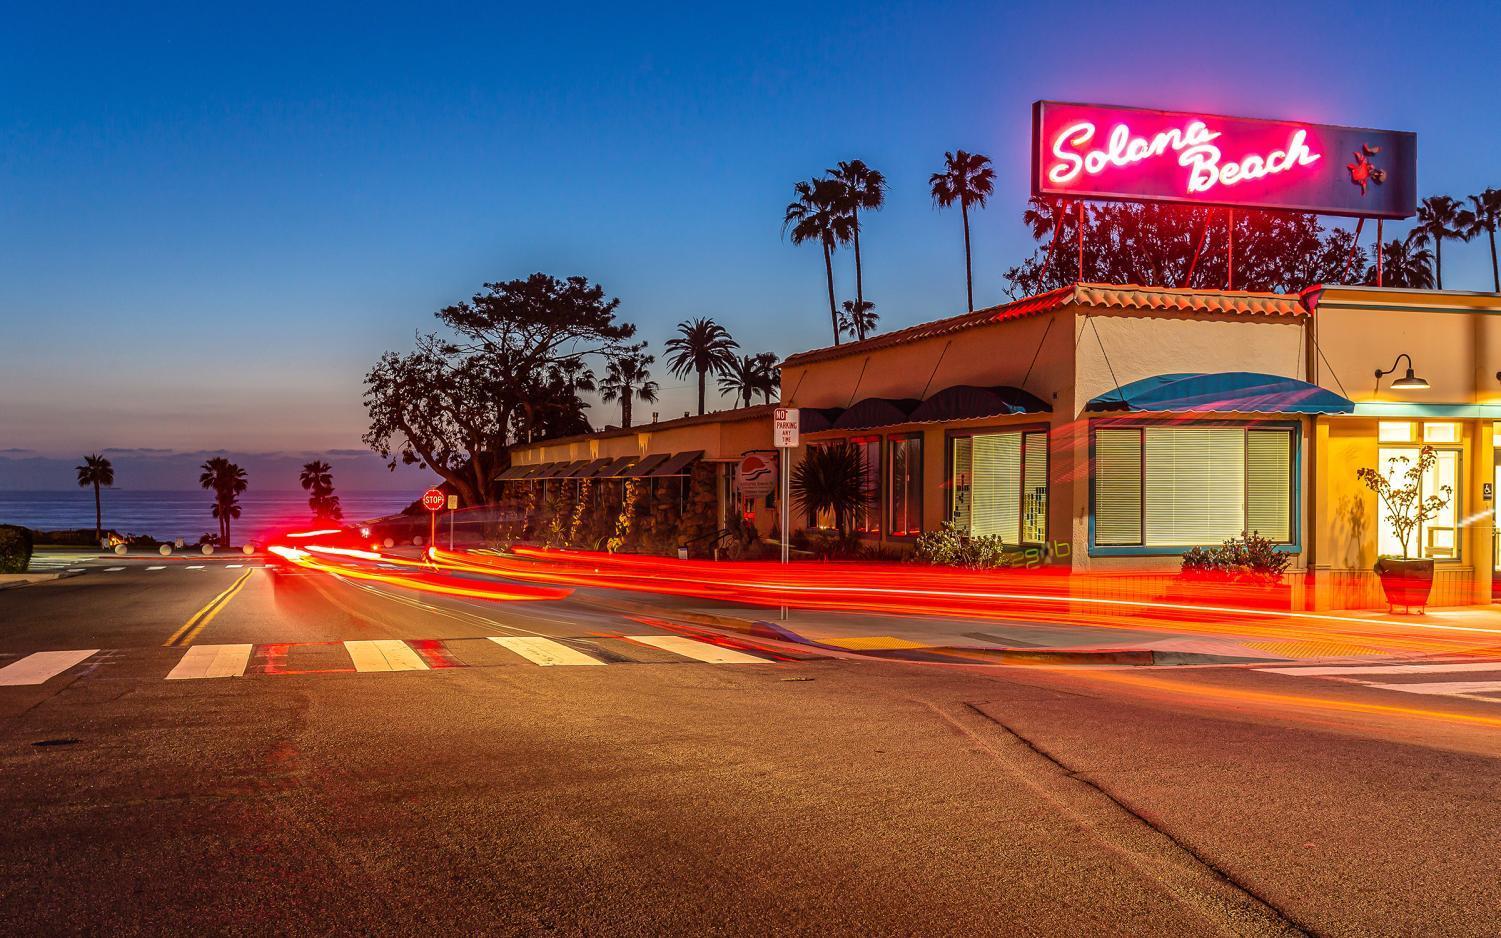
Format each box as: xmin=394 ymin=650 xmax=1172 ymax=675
xmin=0 ymin=571 xmax=81 ymax=591
xmin=571 ymin=592 xmax=1278 ymax=667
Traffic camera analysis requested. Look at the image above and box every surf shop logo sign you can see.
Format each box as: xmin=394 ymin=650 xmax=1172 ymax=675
xmin=1031 ymin=101 xmax=1416 ymax=219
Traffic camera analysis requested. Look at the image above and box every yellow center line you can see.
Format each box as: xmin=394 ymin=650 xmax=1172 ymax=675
xmin=164 ymin=569 xmax=254 ymax=647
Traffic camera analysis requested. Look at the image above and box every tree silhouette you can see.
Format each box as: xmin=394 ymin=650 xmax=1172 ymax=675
xmin=75 ymin=454 xmax=114 ymax=545
xmin=930 ymin=150 xmax=996 ymax=311
xmin=784 ymin=178 xmax=854 ymax=344
xmin=664 ymin=318 xmax=738 ymax=415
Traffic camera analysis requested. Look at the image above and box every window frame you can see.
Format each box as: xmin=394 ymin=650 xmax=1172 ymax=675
xmin=1087 ymin=418 xmax=1302 ymax=557
xmin=1376 ymin=442 xmax=1464 ymax=563
xmin=887 ymin=433 xmax=923 ymax=538
xmin=944 ymin=422 xmax=1052 ymax=547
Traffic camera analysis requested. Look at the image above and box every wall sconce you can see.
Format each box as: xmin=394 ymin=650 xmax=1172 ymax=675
xmin=1374 ymin=353 xmax=1429 ymax=392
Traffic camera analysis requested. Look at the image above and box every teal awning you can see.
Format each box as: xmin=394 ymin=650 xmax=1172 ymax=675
xmin=1088 ymin=372 xmax=1355 ymax=415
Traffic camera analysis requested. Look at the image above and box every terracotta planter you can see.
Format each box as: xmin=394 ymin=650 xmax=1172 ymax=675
xmin=1374 ymin=557 xmax=1435 ymax=613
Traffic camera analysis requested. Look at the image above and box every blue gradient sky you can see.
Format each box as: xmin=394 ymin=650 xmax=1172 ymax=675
xmin=3 ymin=1 xmax=1498 ymax=489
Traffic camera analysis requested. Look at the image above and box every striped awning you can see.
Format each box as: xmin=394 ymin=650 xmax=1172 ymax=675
xmin=594 ymin=456 xmax=638 ymax=478
xmin=621 ymin=453 xmax=672 ymax=477
xmin=568 ymin=458 xmax=614 ymax=478
xmin=650 ymin=450 xmax=704 ymax=477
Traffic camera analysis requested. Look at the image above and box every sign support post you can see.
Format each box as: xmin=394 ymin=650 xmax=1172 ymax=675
xmin=420 ymin=487 xmax=446 ymax=564
xmin=773 ymin=408 xmax=800 ymax=622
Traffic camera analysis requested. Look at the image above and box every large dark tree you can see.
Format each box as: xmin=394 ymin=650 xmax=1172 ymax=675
xmin=1005 ymin=200 xmax=1369 ymax=298
xmin=363 ymin=274 xmax=634 ymax=506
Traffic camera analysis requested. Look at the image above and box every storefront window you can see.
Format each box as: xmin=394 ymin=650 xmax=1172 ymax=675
xmin=1093 ymin=425 xmax=1294 ymax=549
xmin=889 ymin=436 xmax=922 ymax=536
xmin=949 ymin=430 xmax=1048 ymax=545
xmin=853 ymin=437 xmax=881 ymax=534
xmin=1377 ymin=446 xmax=1460 ymax=560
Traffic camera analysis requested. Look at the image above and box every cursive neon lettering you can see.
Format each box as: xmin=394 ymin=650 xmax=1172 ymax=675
xmin=1048 ymin=120 xmax=1320 ymax=194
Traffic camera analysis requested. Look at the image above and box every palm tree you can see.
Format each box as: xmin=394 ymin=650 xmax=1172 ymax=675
xmin=1458 ymin=188 xmax=1501 ymax=293
xmin=200 ymin=458 xmax=248 ymax=547
xmin=1366 ymin=236 xmax=1435 ymax=289
xmin=839 ymin=299 xmax=879 ymax=342
xmin=791 ymin=442 xmax=868 ymax=535
xmin=828 ymin=160 xmax=886 ymax=322
xmin=717 ymin=355 xmax=764 ymax=408
xmin=599 ymin=347 xmax=659 ymax=428
xmin=750 ymin=352 xmax=780 ymax=404
xmin=784 ymin=178 xmax=854 ymax=345
xmin=75 ymin=454 xmax=114 ymax=545
xmin=664 ymin=318 xmax=738 ymax=415
xmin=299 ymin=460 xmax=342 ymax=521
xmin=1414 ymin=194 xmax=1468 ymax=289
xmin=930 ymin=150 xmax=996 ymax=311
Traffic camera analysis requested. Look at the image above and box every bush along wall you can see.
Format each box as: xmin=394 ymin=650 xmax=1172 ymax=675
xmin=0 ymin=525 xmax=35 ymax=574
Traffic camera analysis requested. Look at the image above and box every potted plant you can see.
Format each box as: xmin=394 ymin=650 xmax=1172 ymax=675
xmin=1356 ymin=445 xmax=1452 ymax=614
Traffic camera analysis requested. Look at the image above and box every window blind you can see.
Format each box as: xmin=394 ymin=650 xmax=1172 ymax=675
xmin=1245 ymin=430 xmax=1292 ymax=542
xmin=1094 ymin=429 xmax=1143 ymax=546
xmin=1022 ymin=432 xmax=1049 ymax=543
xmin=950 ymin=437 xmax=973 ymax=529
xmin=1144 ymin=428 xmax=1245 ymax=546
xmin=972 ymin=433 xmax=1021 ymax=541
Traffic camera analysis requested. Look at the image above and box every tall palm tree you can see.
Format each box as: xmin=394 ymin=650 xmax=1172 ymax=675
xmin=930 ymin=150 xmax=996 ymax=311
xmin=664 ymin=318 xmax=738 ymax=415
xmin=599 ymin=347 xmax=659 ymax=428
xmin=1366 ymin=236 xmax=1435 ymax=289
xmin=1414 ymin=194 xmax=1468 ymax=289
xmin=784 ymin=178 xmax=854 ymax=345
xmin=200 ymin=458 xmax=248 ymax=547
xmin=75 ymin=454 xmax=114 ymax=545
xmin=299 ymin=460 xmax=342 ymax=521
xmin=828 ymin=160 xmax=886 ymax=323
xmin=1458 ymin=188 xmax=1501 ymax=293
xmin=839 ymin=299 xmax=879 ymax=342
xmin=717 ymin=355 xmax=766 ymax=408
xmin=750 ymin=351 xmax=780 ymax=404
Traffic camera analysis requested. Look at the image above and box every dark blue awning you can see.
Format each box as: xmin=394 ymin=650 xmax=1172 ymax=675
xmin=908 ymin=385 xmax=1050 ymax=423
xmin=832 ymin=397 xmax=922 ymax=431
xmin=1088 ymin=372 xmax=1355 ymax=415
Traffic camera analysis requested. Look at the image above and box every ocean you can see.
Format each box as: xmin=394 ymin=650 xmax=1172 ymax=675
xmin=0 ymin=489 xmax=420 ymax=541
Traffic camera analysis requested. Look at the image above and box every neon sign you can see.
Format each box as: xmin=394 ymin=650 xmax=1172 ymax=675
xmin=1032 ymin=101 xmax=1416 ymax=219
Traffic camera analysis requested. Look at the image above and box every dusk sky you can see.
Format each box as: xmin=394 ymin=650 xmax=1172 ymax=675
xmin=3 ymin=0 xmax=1498 ymax=491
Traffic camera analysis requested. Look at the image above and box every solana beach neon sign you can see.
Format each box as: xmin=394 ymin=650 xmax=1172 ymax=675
xmin=1031 ymin=101 xmax=1416 ymax=219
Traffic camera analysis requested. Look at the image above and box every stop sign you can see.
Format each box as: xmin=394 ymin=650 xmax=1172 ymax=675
xmin=421 ymin=488 xmax=446 ymax=511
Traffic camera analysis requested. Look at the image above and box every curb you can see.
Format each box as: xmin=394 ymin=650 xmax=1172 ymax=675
xmin=570 ymin=592 xmax=1270 ymax=667
xmin=0 ymin=571 xmax=80 ymax=591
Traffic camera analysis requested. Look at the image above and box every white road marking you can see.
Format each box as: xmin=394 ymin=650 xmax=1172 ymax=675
xmin=345 ymin=639 xmax=429 ymax=672
xmin=1365 ymin=680 xmax=1501 ymax=697
xmin=0 ymin=649 xmax=99 ymax=686
xmin=104 ymin=567 xmax=125 ymax=572
xmin=167 ymin=644 xmax=253 ymax=680
xmin=146 ymin=566 xmax=165 ymax=571
xmin=488 ymin=636 xmax=605 ymax=666
xmin=186 ymin=565 xmax=205 ymax=570
xmin=226 ymin=564 xmax=243 ymax=569
xmin=626 ymin=635 xmax=769 ymax=664
xmin=66 ymin=568 xmax=86 ymax=573
xmin=1258 ymin=661 xmax=1501 ymax=677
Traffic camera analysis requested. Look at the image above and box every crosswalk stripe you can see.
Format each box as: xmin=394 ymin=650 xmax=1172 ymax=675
xmin=186 ymin=565 xmax=205 ymax=570
xmin=146 ymin=566 xmax=165 ymax=571
xmin=1258 ymin=662 xmax=1501 ymax=677
xmin=0 ymin=649 xmax=99 ymax=686
xmin=104 ymin=567 xmax=125 ymax=572
xmin=488 ymin=636 xmax=605 ymax=666
xmin=626 ymin=635 xmax=770 ymax=664
xmin=1362 ymin=680 xmax=1501 ymax=697
xmin=166 ymin=644 xmax=253 ymax=680
xmin=345 ymin=640 xmax=429 ymax=672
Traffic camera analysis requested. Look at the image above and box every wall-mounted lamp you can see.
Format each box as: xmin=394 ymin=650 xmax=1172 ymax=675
xmin=1374 ymin=353 xmax=1429 ymax=392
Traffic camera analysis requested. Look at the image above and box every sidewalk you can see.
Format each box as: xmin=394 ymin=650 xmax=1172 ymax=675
xmin=572 ymin=587 xmax=1501 ymax=667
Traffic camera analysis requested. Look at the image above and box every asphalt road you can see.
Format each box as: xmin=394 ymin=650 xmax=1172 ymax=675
xmin=3 ymin=555 xmax=1500 ymax=935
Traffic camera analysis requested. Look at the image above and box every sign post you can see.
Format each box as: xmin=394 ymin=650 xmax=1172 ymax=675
xmin=447 ymin=494 xmax=458 ymax=550
xmin=774 ymin=408 xmax=799 ymax=621
xmin=421 ymin=488 xmax=445 ymax=559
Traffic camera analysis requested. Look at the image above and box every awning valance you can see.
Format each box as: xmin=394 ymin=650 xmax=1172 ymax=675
xmin=908 ymin=385 xmax=1050 ymax=424
xmin=832 ymin=397 xmax=921 ymax=431
xmin=798 ymin=407 xmax=844 ymax=434
xmin=1088 ymin=372 xmax=1355 ymax=415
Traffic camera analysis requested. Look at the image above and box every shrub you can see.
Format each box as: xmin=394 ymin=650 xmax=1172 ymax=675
xmin=0 ymin=525 xmax=34 ymax=574
xmin=1181 ymin=531 xmax=1290 ymax=585
xmin=913 ymin=523 xmax=1018 ymax=569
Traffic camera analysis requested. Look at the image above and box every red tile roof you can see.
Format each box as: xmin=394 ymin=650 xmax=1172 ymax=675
xmin=781 ymin=283 xmax=1305 ymax=368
